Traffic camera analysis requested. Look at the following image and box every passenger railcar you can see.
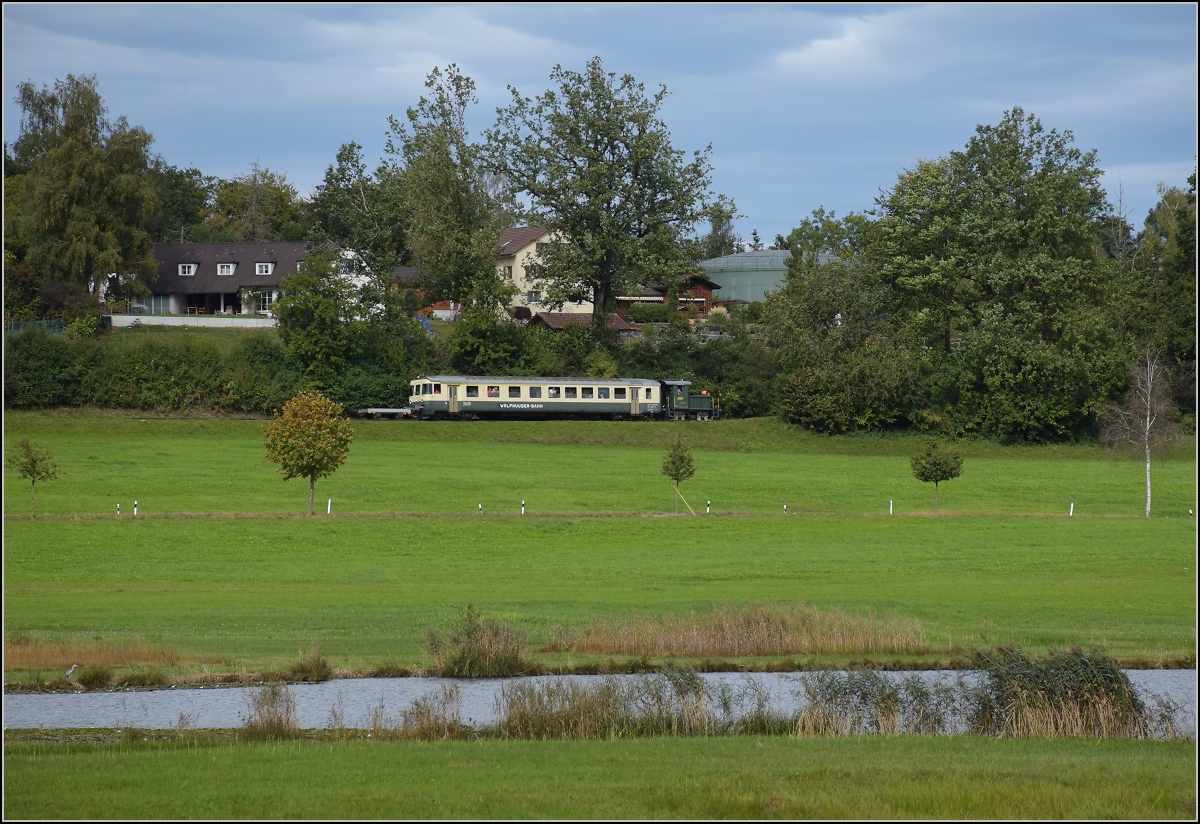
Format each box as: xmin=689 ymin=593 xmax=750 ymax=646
xmin=357 ymin=375 xmax=719 ymax=421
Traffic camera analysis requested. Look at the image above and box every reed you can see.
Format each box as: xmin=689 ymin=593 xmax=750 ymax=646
xmin=239 ymin=684 xmax=300 ymax=740
xmin=4 ymin=635 xmax=183 ymax=672
xmin=75 ymin=666 xmax=113 ymax=691
xmin=283 ymin=643 xmax=332 ymax=683
xmin=427 ymin=605 xmax=533 ymax=678
xmin=400 ymin=684 xmax=472 ymax=740
xmin=965 ymin=644 xmax=1174 ymax=739
xmin=792 ymin=669 xmax=961 ymax=737
xmin=554 ymin=601 xmax=929 ymax=658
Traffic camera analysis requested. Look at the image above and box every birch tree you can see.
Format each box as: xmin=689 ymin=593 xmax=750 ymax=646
xmin=1102 ymin=347 xmax=1181 ymax=517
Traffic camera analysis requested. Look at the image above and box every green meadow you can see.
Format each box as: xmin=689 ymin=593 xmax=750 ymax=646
xmin=3 ymin=736 xmax=1194 ymax=820
xmin=4 ymin=411 xmax=1195 ymax=673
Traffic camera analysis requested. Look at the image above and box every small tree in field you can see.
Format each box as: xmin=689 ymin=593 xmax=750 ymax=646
xmin=6 ymin=436 xmax=60 ymax=519
xmin=910 ymin=438 xmax=963 ymax=513
xmin=662 ymin=434 xmax=696 ymax=514
xmin=263 ymin=390 xmax=355 ymax=516
xmin=1102 ymin=347 xmax=1181 ymax=518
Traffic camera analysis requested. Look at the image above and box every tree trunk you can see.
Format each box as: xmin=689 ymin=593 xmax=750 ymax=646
xmin=593 ymin=278 xmax=610 ymax=333
xmin=308 ymin=476 xmax=315 ymax=517
xmin=30 ymin=479 xmax=36 ymax=520
xmin=675 ymin=483 xmax=679 ymax=514
xmin=934 ymin=481 xmax=939 ymax=513
xmin=1144 ymin=440 xmax=1152 ymax=519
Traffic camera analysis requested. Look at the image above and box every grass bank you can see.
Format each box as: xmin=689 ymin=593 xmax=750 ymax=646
xmin=3 ymin=735 xmax=1194 ymax=819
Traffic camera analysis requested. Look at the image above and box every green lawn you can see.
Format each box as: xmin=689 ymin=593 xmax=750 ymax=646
xmin=4 ymin=412 xmax=1195 ymax=674
xmin=3 ymin=736 xmax=1194 ymax=819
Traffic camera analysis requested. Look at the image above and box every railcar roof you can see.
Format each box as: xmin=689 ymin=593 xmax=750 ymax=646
xmin=414 ymin=375 xmax=660 ymax=385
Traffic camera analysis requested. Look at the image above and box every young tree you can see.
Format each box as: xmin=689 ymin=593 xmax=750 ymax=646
xmin=910 ymin=438 xmax=963 ymax=512
xmin=489 ymin=56 xmax=718 ymax=331
xmin=7 ymin=436 xmax=60 ymax=519
xmin=661 ymin=434 xmax=696 ymax=514
xmin=1102 ymin=348 xmax=1181 ymax=518
xmin=263 ymin=390 xmax=355 ymax=516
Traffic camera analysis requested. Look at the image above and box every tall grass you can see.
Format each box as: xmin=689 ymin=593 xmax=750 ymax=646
xmin=427 ymin=605 xmax=533 ymax=677
xmin=553 ymin=601 xmax=929 ymax=657
xmin=4 ymin=634 xmax=183 ymax=671
xmin=239 ymin=684 xmax=300 ymax=740
xmin=965 ymin=644 xmax=1178 ymax=739
xmin=283 ymin=643 xmax=332 ymax=682
xmin=793 ymin=669 xmax=960 ymax=736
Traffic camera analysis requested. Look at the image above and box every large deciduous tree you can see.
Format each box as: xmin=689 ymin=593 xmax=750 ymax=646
xmin=388 ymin=65 xmax=511 ymax=311
xmin=488 ymin=56 xmax=717 ymax=331
xmin=263 ymin=390 xmax=355 ymax=516
xmin=12 ymin=74 xmax=159 ymax=297
xmin=872 ymin=107 xmax=1122 ymax=441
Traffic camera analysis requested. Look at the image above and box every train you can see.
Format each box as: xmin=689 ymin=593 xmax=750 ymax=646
xmin=357 ymin=375 xmax=720 ymax=421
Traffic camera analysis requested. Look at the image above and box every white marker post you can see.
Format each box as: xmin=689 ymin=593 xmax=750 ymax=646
xmin=706 ymin=500 xmax=711 ymax=514
xmin=783 ymin=504 xmax=788 ymax=515
xmin=134 ymin=500 xmax=138 ymax=516
xmin=1069 ymin=503 xmax=1074 ymax=517
xmin=117 ymin=503 xmax=121 ymax=516
xmin=890 ymin=500 xmax=893 ymax=515
xmin=521 ymin=501 xmax=525 ymax=515
xmin=328 ymin=499 xmax=332 ymax=515
xmin=479 ymin=504 xmax=482 ymax=514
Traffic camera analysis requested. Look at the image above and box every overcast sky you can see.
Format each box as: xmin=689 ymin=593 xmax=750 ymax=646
xmin=4 ymin=3 xmax=1196 ymax=244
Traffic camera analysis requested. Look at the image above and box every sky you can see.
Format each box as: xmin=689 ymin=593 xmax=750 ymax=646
xmin=3 ymin=3 xmax=1196 ymax=245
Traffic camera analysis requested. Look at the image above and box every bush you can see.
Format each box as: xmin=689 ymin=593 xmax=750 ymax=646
xmin=76 ymin=666 xmax=113 ymax=691
xmin=629 ymin=303 xmax=672 ymax=324
xmin=240 ymin=684 xmax=300 ymax=740
xmin=427 ymin=604 xmax=533 ymax=678
xmin=284 ymin=644 xmax=332 ymax=682
xmin=3 ymin=328 xmax=79 ymax=408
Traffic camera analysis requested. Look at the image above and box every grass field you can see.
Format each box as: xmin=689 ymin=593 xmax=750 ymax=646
xmin=4 ymin=411 xmax=1195 ymax=675
xmin=3 ymin=736 xmax=1194 ymax=819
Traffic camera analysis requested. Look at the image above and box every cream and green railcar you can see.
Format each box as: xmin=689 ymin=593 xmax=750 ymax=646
xmin=405 ymin=375 xmax=664 ymax=420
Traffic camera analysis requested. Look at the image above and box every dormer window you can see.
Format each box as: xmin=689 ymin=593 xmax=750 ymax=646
xmin=256 ymin=263 xmax=274 ymax=276
xmin=179 ymin=264 xmax=196 ymax=276
xmin=218 ymin=263 xmax=235 ymax=276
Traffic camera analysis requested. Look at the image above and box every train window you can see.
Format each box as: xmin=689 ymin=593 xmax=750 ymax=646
xmin=675 ymin=386 xmax=684 ymax=396
xmin=582 ymin=387 xmax=593 ymax=399
xmin=529 ymin=387 xmax=542 ymax=398
xmin=423 ymin=383 xmax=433 ymax=395
xmin=487 ymin=385 xmax=500 ymax=398
xmin=615 ymin=388 xmax=627 ymax=400
xmin=508 ymin=386 xmax=521 ymax=398
xmin=433 ymin=384 xmax=441 ymax=394
xmin=411 ymin=384 xmax=420 ymax=395
xmin=598 ymin=388 xmax=610 ymax=399
xmin=548 ymin=387 xmax=560 ymax=398
xmin=466 ymin=386 xmax=479 ymax=398
xmin=645 ymin=388 xmax=654 ymax=400
xmin=565 ymin=387 xmax=577 ymax=399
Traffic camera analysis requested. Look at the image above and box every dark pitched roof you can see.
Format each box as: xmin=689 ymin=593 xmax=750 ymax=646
xmin=495 ymin=226 xmax=548 ymax=257
xmin=152 ymin=242 xmax=309 ymax=294
xmin=390 ymin=265 xmax=422 ymax=286
xmin=530 ymin=312 xmax=635 ymax=332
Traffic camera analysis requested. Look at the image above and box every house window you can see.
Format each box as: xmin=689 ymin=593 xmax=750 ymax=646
xmin=615 ymin=388 xmax=627 ymax=400
xmin=218 ymin=263 xmax=234 ymax=276
xmin=598 ymin=388 xmax=610 ymax=399
xmin=565 ymin=387 xmax=577 ymax=399
xmin=466 ymin=386 xmax=479 ymax=398
xmin=526 ymin=291 xmax=541 ymax=303
xmin=260 ymin=291 xmax=275 ymax=312
xmin=508 ymin=386 xmax=521 ymax=398
xmin=256 ymin=262 xmax=274 ymax=276
xmin=535 ymin=242 xmax=546 ymax=252
xmin=529 ymin=387 xmax=542 ymax=398
xmin=179 ymin=264 xmax=196 ymax=276
xmin=502 ymin=266 xmax=513 ymax=279
xmin=148 ymin=294 xmax=172 ymax=314
xmin=547 ymin=387 xmax=560 ymax=399
xmin=487 ymin=386 xmax=500 ymax=398
xmin=582 ymin=388 xmax=593 ymax=399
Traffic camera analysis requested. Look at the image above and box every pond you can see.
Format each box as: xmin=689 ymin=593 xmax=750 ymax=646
xmin=3 ymin=670 xmax=1194 ymax=734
